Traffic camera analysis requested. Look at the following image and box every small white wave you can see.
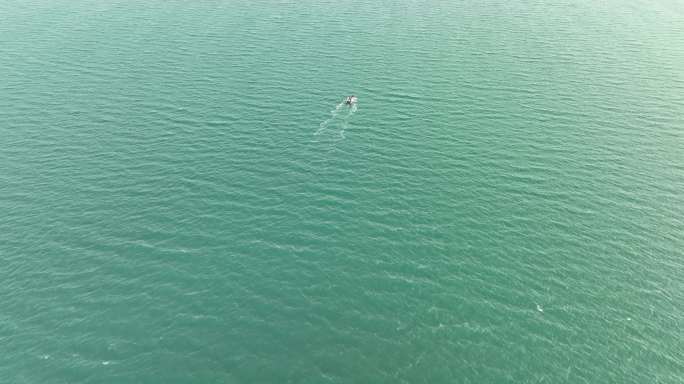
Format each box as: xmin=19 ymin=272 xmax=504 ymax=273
xmin=315 ymin=100 xmax=358 ymax=138
xmin=315 ymin=102 xmax=346 ymax=135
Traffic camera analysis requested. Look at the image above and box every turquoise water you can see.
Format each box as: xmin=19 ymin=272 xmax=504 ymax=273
xmin=2 ymin=0 xmax=683 ymax=382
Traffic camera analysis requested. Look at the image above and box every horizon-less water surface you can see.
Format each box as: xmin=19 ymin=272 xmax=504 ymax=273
xmin=1 ymin=0 xmax=683 ymax=382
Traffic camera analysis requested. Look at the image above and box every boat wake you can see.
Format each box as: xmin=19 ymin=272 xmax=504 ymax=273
xmin=315 ymin=100 xmax=358 ymax=138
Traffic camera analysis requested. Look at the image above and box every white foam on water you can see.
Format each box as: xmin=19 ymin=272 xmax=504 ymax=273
xmin=315 ymin=100 xmax=358 ymax=139
xmin=315 ymin=102 xmax=346 ymax=135
xmin=339 ymin=103 xmax=358 ymax=138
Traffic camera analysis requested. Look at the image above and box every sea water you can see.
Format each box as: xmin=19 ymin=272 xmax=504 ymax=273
xmin=1 ymin=0 xmax=683 ymax=382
